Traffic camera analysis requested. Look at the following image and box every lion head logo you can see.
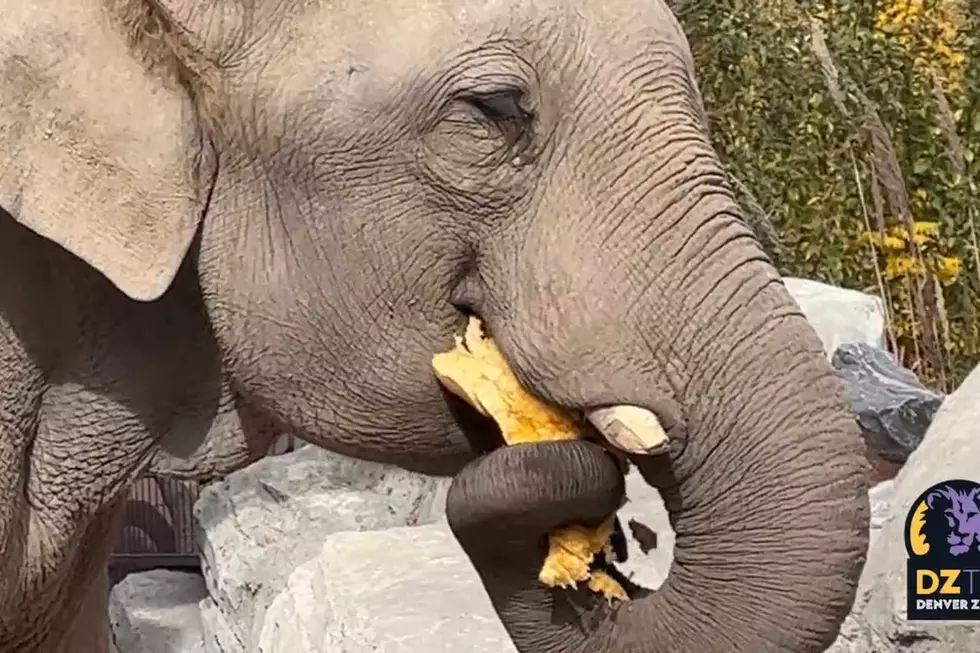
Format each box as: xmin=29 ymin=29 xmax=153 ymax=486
xmin=905 ymin=479 xmax=980 ymax=563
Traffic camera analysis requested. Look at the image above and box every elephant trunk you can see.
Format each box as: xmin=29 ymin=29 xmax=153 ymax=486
xmin=603 ymin=283 xmax=871 ymax=651
xmin=481 ymin=183 xmax=870 ymax=649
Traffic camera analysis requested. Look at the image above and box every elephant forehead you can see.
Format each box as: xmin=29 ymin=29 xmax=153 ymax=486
xmin=227 ymin=0 xmax=687 ymax=108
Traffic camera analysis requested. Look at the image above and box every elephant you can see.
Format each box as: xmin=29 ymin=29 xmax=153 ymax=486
xmin=0 ymin=0 xmax=870 ymax=651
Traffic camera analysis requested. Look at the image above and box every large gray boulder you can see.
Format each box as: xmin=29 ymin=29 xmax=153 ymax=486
xmin=832 ymin=342 xmax=944 ymax=480
xmin=108 ymin=570 xmax=208 ymax=653
xmin=258 ymin=521 xmax=518 ymax=653
xmin=193 ymin=445 xmax=451 ymax=653
xmin=828 ymin=363 xmax=980 ymax=652
xmin=867 ymin=479 xmax=896 ymax=548
xmin=249 ymin=462 xmax=904 ymax=653
xmin=783 ymin=278 xmax=940 ymax=481
xmin=783 ymin=277 xmax=886 ymax=357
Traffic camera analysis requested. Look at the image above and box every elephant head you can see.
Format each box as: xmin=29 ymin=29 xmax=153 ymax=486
xmin=0 ymin=0 xmax=869 ymax=650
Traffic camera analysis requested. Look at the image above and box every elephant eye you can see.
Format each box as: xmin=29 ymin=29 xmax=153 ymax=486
xmin=465 ymin=89 xmax=532 ymax=126
xmin=460 ymin=89 xmax=533 ymax=151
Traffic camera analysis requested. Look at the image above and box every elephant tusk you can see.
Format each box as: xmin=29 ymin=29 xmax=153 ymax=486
xmin=586 ymin=405 xmax=670 ymax=456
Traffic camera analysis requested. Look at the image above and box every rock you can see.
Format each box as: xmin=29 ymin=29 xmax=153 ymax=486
xmin=868 ymin=479 xmax=896 ymax=547
xmin=258 ymin=521 xmax=518 ymax=653
xmin=193 ymin=445 xmax=451 ymax=652
xmin=615 ymin=468 xmax=675 ymax=590
xmin=198 ymin=598 xmax=245 ymax=653
xmin=828 ymin=363 xmax=980 ymax=652
xmin=108 ymin=570 xmax=208 ymax=653
xmin=832 ymin=342 xmax=944 ymax=475
xmin=783 ymin=278 xmax=886 ymax=357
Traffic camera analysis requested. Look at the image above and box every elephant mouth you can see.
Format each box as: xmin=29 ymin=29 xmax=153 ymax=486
xmin=440 ymin=387 xmax=505 ymax=456
xmin=434 ymin=314 xmax=672 ymax=459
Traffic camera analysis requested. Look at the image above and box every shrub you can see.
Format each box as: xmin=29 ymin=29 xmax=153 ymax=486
xmin=676 ymin=0 xmax=980 ymax=391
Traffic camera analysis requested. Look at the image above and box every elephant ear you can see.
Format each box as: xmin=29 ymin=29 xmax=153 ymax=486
xmin=0 ymin=0 xmax=214 ymax=301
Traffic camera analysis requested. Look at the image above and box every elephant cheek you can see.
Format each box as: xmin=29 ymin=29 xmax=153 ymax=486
xmin=193 ymin=190 xmax=494 ymax=475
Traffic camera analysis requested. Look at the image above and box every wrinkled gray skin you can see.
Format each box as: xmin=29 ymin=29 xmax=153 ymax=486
xmin=0 ymin=0 xmax=870 ymax=651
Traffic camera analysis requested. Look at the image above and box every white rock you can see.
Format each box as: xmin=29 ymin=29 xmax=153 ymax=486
xmin=258 ymin=521 xmax=518 ymax=653
xmin=199 ymin=598 xmax=245 ymax=653
xmin=616 ymin=468 xmax=674 ymax=590
xmin=193 ymin=445 xmax=451 ymax=651
xmin=783 ymin=277 xmax=887 ymax=357
xmin=867 ymin=479 xmax=896 ymax=548
xmin=828 ymin=363 xmax=980 ymax=652
xmin=108 ymin=570 xmax=208 ymax=653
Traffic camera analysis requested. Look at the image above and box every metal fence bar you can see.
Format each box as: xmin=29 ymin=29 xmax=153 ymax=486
xmin=110 ymin=434 xmax=297 ymax=573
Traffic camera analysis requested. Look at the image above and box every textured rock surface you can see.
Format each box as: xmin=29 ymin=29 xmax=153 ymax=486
xmin=867 ymin=479 xmax=895 ymax=548
xmin=828 ymin=363 xmax=980 ymax=653
xmin=108 ymin=570 xmax=208 ymax=653
xmin=193 ymin=445 xmax=450 ymax=652
xmin=833 ymin=342 xmax=944 ymax=473
xmin=112 ymin=458 xmax=902 ymax=653
xmin=199 ymin=598 xmax=243 ymax=653
xmin=258 ymin=521 xmax=518 ymax=653
xmin=783 ymin=277 xmax=886 ymax=357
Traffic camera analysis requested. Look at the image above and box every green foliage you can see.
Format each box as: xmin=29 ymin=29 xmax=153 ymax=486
xmin=676 ymin=0 xmax=980 ymax=390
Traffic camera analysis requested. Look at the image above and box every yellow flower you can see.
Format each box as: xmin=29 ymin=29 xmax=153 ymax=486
xmin=858 ymin=230 xmax=882 ymax=247
xmin=933 ymin=255 xmax=961 ymax=283
xmin=883 ymin=234 xmax=907 ymax=250
xmin=885 ymin=254 xmax=922 ymax=279
xmin=910 ymin=221 xmax=939 ymax=247
xmin=873 ymin=0 xmax=967 ymax=92
xmin=914 ymin=221 xmax=940 ymax=238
